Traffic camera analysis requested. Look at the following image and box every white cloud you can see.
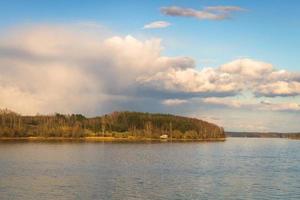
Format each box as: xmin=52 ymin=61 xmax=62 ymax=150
xmin=0 ymin=24 xmax=299 ymax=117
xmin=162 ymin=99 xmax=188 ymax=106
xmin=0 ymin=24 xmax=196 ymax=114
xmin=201 ymin=97 xmax=300 ymax=112
xmin=143 ymin=21 xmax=171 ymax=29
xmin=260 ymin=101 xmax=300 ymax=111
xmin=160 ymin=6 xmax=245 ymax=21
xmin=202 ymin=97 xmax=242 ymax=108
xmin=255 ymin=81 xmax=300 ymax=97
xmin=139 ymin=58 xmax=300 ymax=98
xmin=137 ymin=67 xmax=240 ymax=96
xmin=219 ymin=58 xmax=273 ymax=78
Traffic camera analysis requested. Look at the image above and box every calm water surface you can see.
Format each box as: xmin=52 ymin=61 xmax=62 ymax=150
xmin=0 ymin=138 xmax=299 ymax=200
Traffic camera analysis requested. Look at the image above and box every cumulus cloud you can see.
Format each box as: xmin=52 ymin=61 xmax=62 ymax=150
xmin=0 ymin=24 xmax=299 ymax=117
xmin=143 ymin=21 xmax=171 ymax=29
xmin=139 ymin=58 xmax=300 ymax=98
xmin=137 ymin=67 xmax=241 ymax=97
xmin=0 ymin=24 xmax=197 ymax=114
xmin=219 ymin=59 xmax=273 ymax=78
xmin=255 ymin=81 xmax=300 ymax=97
xmin=160 ymin=5 xmax=245 ymax=21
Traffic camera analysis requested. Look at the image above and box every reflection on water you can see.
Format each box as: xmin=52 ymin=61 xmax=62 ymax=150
xmin=0 ymin=138 xmax=299 ymax=200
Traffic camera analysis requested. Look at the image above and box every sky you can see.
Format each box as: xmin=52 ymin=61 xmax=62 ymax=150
xmin=0 ymin=0 xmax=299 ymax=132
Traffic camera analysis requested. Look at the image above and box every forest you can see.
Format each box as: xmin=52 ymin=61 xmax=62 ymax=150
xmin=0 ymin=109 xmax=225 ymax=140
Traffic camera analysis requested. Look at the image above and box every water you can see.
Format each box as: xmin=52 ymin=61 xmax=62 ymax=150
xmin=0 ymin=138 xmax=299 ymax=200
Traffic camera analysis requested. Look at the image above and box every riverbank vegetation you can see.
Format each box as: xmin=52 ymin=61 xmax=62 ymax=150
xmin=0 ymin=109 xmax=225 ymax=140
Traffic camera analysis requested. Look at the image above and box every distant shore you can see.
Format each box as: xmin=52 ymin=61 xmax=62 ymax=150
xmin=0 ymin=136 xmax=226 ymax=142
xmin=226 ymin=132 xmax=300 ymax=140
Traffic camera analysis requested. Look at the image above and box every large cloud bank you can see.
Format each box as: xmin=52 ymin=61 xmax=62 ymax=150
xmin=138 ymin=57 xmax=300 ymax=98
xmin=0 ymin=24 xmax=299 ymax=115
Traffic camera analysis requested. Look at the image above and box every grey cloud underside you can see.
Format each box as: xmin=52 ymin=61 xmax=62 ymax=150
xmin=160 ymin=6 xmax=245 ymax=20
xmin=0 ymin=47 xmax=32 ymax=59
xmin=0 ymin=25 xmax=299 ymax=116
xmin=136 ymin=86 xmax=239 ymax=99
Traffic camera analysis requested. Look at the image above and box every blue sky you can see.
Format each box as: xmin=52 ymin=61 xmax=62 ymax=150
xmin=0 ymin=0 xmax=299 ymax=132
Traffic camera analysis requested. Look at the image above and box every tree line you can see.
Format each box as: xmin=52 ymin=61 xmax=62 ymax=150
xmin=226 ymin=131 xmax=300 ymax=139
xmin=0 ymin=109 xmax=225 ymax=139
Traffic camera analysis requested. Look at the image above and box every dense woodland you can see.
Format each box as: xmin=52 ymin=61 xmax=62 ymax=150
xmin=0 ymin=109 xmax=225 ymax=140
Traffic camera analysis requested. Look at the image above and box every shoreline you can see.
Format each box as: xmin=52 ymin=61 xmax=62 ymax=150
xmin=0 ymin=136 xmax=226 ymax=142
xmin=227 ymin=136 xmax=300 ymax=140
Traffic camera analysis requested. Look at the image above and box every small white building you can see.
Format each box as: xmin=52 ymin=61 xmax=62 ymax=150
xmin=160 ymin=134 xmax=168 ymax=139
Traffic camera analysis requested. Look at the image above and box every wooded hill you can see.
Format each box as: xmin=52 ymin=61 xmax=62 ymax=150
xmin=0 ymin=109 xmax=225 ymax=140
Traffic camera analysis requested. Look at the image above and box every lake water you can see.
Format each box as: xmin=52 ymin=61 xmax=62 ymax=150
xmin=0 ymin=138 xmax=299 ymax=200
